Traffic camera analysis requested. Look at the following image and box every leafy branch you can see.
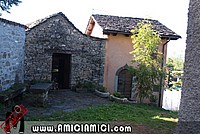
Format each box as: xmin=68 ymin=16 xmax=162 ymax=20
xmin=0 ymin=0 xmax=21 ymax=14
xmin=129 ymin=20 xmax=163 ymax=102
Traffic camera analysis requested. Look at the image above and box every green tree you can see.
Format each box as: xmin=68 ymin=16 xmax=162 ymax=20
xmin=166 ymin=58 xmax=174 ymax=70
xmin=0 ymin=0 xmax=21 ymax=14
xmin=167 ymin=57 xmax=184 ymax=71
xmin=166 ymin=57 xmax=184 ymax=89
xmin=129 ymin=20 xmax=163 ymax=103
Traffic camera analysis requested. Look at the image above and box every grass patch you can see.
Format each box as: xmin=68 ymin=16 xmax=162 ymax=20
xmin=28 ymin=103 xmax=178 ymax=133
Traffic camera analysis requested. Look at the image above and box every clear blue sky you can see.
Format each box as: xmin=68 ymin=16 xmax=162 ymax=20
xmin=1 ymin=0 xmax=190 ymax=60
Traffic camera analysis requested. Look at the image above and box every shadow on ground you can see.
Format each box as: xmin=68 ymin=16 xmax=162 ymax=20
xmin=0 ymin=89 xmax=110 ymax=120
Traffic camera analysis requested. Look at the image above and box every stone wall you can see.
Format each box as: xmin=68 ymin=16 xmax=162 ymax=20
xmin=0 ymin=18 xmax=25 ymax=91
xmin=25 ymin=13 xmax=105 ymax=87
xmin=177 ymin=0 xmax=200 ymax=133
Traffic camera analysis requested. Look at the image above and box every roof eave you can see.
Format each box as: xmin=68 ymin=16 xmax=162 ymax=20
xmin=160 ymin=35 xmax=182 ymax=40
xmin=103 ymin=29 xmax=131 ymax=36
xmin=103 ymin=29 xmax=181 ymax=40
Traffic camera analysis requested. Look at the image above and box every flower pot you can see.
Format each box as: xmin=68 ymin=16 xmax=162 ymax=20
xmin=109 ymin=95 xmax=137 ymax=104
xmin=109 ymin=95 xmax=128 ymax=103
xmin=95 ymin=89 xmax=110 ymax=98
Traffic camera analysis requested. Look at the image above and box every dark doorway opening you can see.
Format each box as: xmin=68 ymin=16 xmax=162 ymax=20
xmin=117 ymin=69 xmax=132 ymax=98
xmin=52 ymin=53 xmax=71 ymax=89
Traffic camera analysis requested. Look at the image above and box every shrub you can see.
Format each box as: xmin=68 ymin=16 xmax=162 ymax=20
xmin=150 ymin=95 xmax=157 ymax=103
xmin=97 ymin=85 xmax=107 ymax=93
xmin=113 ymin=92 xmax=124 ymax=98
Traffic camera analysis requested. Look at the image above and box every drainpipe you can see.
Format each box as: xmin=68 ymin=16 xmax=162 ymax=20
xmin=158 ymin=39 xmax=170 ymax=107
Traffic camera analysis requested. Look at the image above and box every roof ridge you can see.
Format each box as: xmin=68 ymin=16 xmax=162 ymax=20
xmin=92 ymin=14 xmax=158 ymax=22
xmin=0 ymin=17 xmax=25 ymax=28
xmin=26 ymin=12 xmax=64 ymax=30
xmin=26 ymin=12 xmax=105 ymax=40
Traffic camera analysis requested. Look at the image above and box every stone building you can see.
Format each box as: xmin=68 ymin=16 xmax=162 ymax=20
xmin=178 ymin=0 xmax=200 ymax=133
xmin=0 ymin=18 xmax=25 ymax=91
xmin=25 ymin=12 xmax=105 ymax=89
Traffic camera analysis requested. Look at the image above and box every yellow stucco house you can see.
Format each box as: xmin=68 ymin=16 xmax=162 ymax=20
xmin=85 ymin=14 xmax=181 ymax=102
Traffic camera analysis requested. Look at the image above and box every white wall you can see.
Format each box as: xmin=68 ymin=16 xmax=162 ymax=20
xmin=162 ymin=89 xmax=181 ymax=111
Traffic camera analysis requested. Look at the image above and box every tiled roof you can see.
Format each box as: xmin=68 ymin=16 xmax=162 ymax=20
xmin=92 ymin=14 xmax=181 ymax=40
xmin=0 ymin=18 xmax=25 ymax=28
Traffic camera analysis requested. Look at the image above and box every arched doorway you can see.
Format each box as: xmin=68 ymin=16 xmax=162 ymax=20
xmin=117 ymin=69 xmax=132 ymax=98
xmin=115 ymin=65 xmax=136 ymax=99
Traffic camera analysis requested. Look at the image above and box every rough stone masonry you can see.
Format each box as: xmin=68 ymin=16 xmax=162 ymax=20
xmin=0 ymin=18 xmax=25 ymax=91
xmin=177 ymin=0 xmax=200 ymax=133
xmin=25 ymin=12 xmax=105 ymax=87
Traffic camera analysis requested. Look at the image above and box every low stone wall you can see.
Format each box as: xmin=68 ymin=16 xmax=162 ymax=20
xmin=0 ymin=18 xmax=25 ymax=91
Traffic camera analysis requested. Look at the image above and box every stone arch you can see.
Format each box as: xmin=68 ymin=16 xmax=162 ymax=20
xmin=116 ymin=64 xmax=129 ymax=76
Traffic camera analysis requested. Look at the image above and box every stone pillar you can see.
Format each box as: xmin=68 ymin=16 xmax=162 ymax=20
xmin=177 ymin=0 xmax=200 ymax=133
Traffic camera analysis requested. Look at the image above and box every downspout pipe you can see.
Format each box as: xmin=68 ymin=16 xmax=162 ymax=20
xmin=158 ymin=39 xmax=170 ymax=107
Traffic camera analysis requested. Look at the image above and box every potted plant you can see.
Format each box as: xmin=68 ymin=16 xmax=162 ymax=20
xmin=95 ymin=86 xmax=110 ymax=98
